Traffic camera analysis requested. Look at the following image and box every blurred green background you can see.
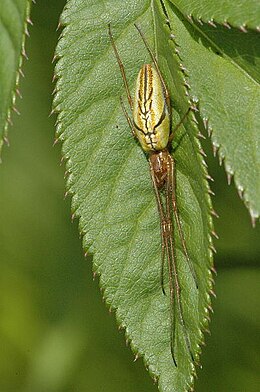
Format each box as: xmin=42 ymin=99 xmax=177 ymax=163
xmin=0 ymin=1 xmax=259 ymax=391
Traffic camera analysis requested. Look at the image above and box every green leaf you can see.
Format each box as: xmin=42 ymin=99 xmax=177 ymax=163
xmin=0 ymin=0 xmax=31 ymax=155
xmin=165 ymin=1 xmax=260 ymax=222
xmin=171 ymin=0 xmax=260 ymax=30
xmin=54 ymin=0 xmax=213 ymax=391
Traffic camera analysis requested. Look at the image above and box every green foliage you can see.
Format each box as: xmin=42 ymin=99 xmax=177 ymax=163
xmin=167 ymin=1 xmax=260 ymax=222
xmin=0 ymin=0 xmax=31 ymax=154
xmin=171 ymin=0 xmax=260 ymax=29
xmin=0 ymin=0 xmax=259 ymax=391
xmin=54 ymin=1 xmax=215 ymax=391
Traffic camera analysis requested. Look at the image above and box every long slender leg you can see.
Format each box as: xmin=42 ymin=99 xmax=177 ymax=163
xmin=108 ymin=24 xmax=133 ymax=110
xmin=120 ymin=97 xmax=137 ymax=138
xmin=149 ymin=158 xmax=178 ymax=366
xmin=134 ymin=23 xmax=171 ymax=113
xmin=168 ymin=108 xmax=191 ymax=143
xmin=149 ymin=158 xmax=167 ymax=296
xmin=164 ymin=169 xmax=178 ymax=366
xmin=166 ymin=161 xmax=194 ymax=363
xmin=168 ymin=153 xmax=198 ymax=288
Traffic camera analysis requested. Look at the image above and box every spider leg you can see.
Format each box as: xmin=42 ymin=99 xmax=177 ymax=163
xmin=134 ymin=23 xmax=171 ymax=115
xmin=149 ymin=158 xmax=167 ymax=296
xmin=166 ymin=157 xmax=194 ymax=364
xmin=168 ymin=107 xmax=191 ymax=143
xmin=168 ymin=154 xmax=198 ymax=288
xmin=120 ymin=97 xmax=137 ymax=138
xmin=108 ymin=24 xmax=133 ymax=110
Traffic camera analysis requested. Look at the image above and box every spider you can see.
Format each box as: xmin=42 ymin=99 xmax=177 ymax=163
xmin=109 ymin=23 xmax=198 ymax=366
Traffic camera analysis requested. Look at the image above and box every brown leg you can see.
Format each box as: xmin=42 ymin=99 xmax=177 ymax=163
xmin=168 ymin=107 xmax=191 ymax=143
xmin=168 ymin=154 xmax=198 ymax=288
xmin=134 ymin=23 xmax=171 ymax=116
xmin=120 ymin=97 xmax=137 ymax=138
xmin=149 ymin=158 xmax=167 ymax=296
xmin=108 ymin=24 xmax=133 ymax=110
xmin=166 ymin=156 xmax=194 ymax=364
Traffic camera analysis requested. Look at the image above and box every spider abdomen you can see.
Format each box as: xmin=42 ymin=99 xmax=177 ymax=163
xmin=133 ymin=64 xmax=170 ymax=152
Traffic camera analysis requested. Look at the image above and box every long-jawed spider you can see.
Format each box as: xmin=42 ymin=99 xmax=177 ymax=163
xmin=109 ymin=23 xmax=198 ymax=366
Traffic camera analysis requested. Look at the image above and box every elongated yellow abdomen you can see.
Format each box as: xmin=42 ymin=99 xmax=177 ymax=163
xmin=132 ymin=64 xmax=170 ymax=152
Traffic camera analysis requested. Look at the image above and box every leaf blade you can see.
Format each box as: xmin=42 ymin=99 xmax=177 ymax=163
xmin=54 ymin=1 xmax=214 ymax=391
xmin=166 ymin=1 xmax=260 ymax=221
xmin=0 ymin=0 xmax=31 ymax=155
xmin=171 ymin=0 xmax=260 ymax=30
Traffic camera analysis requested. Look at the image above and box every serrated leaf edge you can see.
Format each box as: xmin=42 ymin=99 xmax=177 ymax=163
xmin=0 ymin=0 xmax=32 ymax=157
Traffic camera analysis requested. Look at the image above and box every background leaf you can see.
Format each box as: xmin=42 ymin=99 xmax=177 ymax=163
xmin=54 ymin=0 xmax=214 ymax=391
xmin=171 ymin=0 xmax=260 ymax=30
xmin=164 ymin=1 xmax=260 ymax=223
xmin=0 ymin=0 xmax=31 ymax=155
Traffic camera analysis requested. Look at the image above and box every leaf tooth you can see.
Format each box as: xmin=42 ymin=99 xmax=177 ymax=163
xmin=18 ymin=68 xmax=25 ymax=78
xmin=209 ymin=289 xmax=217 ymax=298
xmin=12 ymin=106 xmax=20 ymax=115
xmin=22 ymin=47 xmax=28 ymax=60
xmin=208 ymin=19 xmax=216 ymax=28
xmin=134 ymin=353 xmax=139 ymax=362
xmin=239 ymin=24 xmax=248 ymax=33
xmin=237 ymin=185 xmax=244 ymax=199
xmin=3 ymin=136 xmax=10 ymax=147
xmin=206 ymin=174 xmax=214 ymax=182
xmin=24 ymin=25 xmax=30 ymax=37
xmin=204 ymin=314 xmax=210 ymax=323
xmin=202 ymin=117 xmax=208 ymax=130
xmin=207 ymin=126 xmax=213 ymax=137
xmin=64 ymin=169 xmax=70 ymax=178
xmin=197 ymin=18 xmax=204 ymax=26
xmin=56 ymin=21 xmax=62 ymax=32
xmin=179 ymin=63 xmax=187 ymax=73
xmin=201 ymin=158 xmax=208 ymax=168
xmin=52 ymin=54 xmax=58 ymax=64
xmin=211 ymin=230 xmax=219 ymax=239
xmin=208 ymin=188 xmax=215 ymax=196
xmin=208 ymin=304 xmax=214 ymax=314
xmin=199 ymin=148 xmax=207 ymax=158
xmin=223 ymin=21 xmax=231 ymax=29
xmin=204 ymin=328 xmax=211 ymax=335
xmin=227 ymin=172 xmax=232 ymax=185
xmin=7 ymin=117 xmax=13 ymax=126
xmin=52 ymin=137 xmax=60 ymax=146
xmin=64 ymin=190 xmax=69 ymax=199
xmin=192 ymin=118 xmax=199 ymax=127
xmin=210 ymin=208 xmax=219 ymax=218
xmin=210 ymin=265 xmax=217 ymax=275
xmin=249 ymin=209 xmax=258 ymax=228
xmin=197 ymin=131 xmax=206 ymax=140
xmin=184 ymin=80 xmax=191 ymax=89
xmin=16 ymin=88 xmax=22 ymax=98
xmin=49 ymin=108 xmax=56 ymax=117
xmin=26 ymin=17 xmax=33 ymax=26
